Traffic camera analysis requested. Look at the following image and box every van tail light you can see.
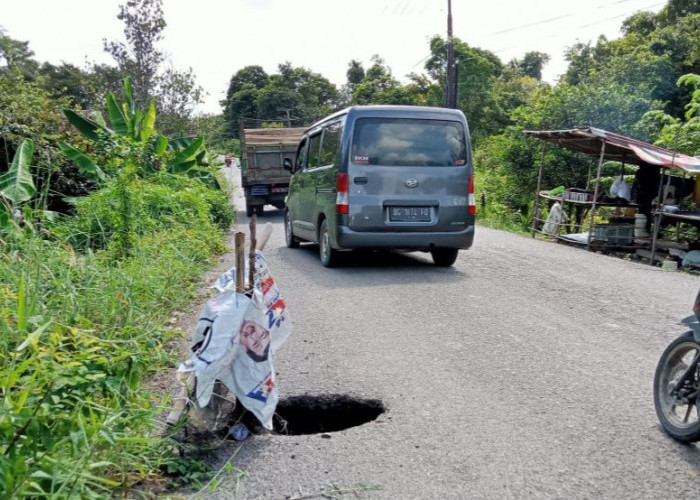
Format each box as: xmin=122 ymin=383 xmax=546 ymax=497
xmin=336 ymin=173 xmax=349 ymax=214
xmin=468 ymin=175 xmax=476 ymax=215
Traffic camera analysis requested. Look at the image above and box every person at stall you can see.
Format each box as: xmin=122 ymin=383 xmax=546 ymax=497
xmin=632 ymin=161 xmax=660 ymax=233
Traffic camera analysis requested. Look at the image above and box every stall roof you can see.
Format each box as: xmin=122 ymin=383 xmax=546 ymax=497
xmin=524 ymin=127 xmax=700 ymax=173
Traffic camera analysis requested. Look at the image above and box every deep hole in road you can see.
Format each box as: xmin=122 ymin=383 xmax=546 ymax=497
xmin=272 ymin=394 xmax=385 ymax=435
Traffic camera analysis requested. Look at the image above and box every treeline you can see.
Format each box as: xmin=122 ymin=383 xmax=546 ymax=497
xmin=6 ymin=1 xmax=698 ymax=230
xmin=221 ymin=0 xmax=700 ymax=229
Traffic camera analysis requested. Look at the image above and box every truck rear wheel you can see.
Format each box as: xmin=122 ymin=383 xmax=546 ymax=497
xmin=255 ymin=205 xmax=264 ymax=217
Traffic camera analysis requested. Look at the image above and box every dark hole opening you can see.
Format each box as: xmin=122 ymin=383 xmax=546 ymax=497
xmin=272 ymin=394 xmax=385 ymax=435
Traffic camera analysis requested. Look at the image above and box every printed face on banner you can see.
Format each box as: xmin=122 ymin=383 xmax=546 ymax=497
xmin=239 ymin=320 xmax=271 ymax=362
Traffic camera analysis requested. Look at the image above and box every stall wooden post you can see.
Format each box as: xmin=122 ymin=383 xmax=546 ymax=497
xmin=531 ymin=142 xmax=547 ymax=237
xmin=585 ymin=140 xmax=606 ymax=250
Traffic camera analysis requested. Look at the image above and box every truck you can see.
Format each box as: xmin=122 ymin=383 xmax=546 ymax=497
xmin=240 ymin=126 xmax=306 ymax=217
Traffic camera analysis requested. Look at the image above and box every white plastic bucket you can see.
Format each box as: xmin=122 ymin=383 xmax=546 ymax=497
xmin=635 ymin=214 xmax=649 ymax=238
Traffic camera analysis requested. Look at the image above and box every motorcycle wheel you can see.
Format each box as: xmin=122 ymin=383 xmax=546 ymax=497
xmin=653 ymin=330 xmax=700 ymax=443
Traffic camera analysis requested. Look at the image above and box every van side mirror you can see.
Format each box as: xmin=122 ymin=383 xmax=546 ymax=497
xmin=283 ymin=158 xmax=295 ymax=173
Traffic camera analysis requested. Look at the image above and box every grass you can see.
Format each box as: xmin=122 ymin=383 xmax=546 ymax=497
xmin=0 ymin=173 xmax=234 ymax=499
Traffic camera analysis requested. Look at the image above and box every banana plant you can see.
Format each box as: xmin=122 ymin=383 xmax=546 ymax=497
xmin=58 ymin=77 xmax=214 ymax=184
xmin=0 ymin=139 xmax=35 ymax=232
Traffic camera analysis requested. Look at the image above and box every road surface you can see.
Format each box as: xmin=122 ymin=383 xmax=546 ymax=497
xmin=205 ymin=162 xmax=700 ymax=499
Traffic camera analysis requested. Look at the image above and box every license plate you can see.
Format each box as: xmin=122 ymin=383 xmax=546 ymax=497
xmin=390 ymin=206 xmax=431 ymax=222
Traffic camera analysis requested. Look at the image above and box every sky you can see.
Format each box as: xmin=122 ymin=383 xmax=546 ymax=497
xmin=2 ymin=0 xmax=666 ymax=115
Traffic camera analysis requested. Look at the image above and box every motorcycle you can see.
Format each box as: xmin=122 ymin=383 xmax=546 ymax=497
xmin=654 ymin=288 xmax=700 ymax=442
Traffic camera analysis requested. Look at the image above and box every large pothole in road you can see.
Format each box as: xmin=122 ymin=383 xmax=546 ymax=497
xmin=272 ymin=394 xmax=385 ymax=435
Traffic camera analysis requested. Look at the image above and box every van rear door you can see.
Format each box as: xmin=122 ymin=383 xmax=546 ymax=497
xmin=346 ymin=116 xmax=472 ymax=233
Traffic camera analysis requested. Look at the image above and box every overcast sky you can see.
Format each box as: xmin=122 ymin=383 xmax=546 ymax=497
xmin=2 ymin=0 xmax=665 ymax=115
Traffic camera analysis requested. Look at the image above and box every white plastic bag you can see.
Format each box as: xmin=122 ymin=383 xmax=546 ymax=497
xmin=610 ymin=177 xmax=631 ymax=200
xmin=543 ymin=202 xmax=568 ymax=235
xmin=179 ymin=250 xmax=292 ymax=430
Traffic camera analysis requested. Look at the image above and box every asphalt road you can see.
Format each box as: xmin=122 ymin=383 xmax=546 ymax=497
xmin=206 ymin=163 xmax=700 ymax=499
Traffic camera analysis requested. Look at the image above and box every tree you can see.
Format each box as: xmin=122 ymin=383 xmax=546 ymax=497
xmin=225 ymin=84 xmax=260 ymax=138
xmin=622 ymin=11 xmax=658 ymax=37
xmin=350 ymin=55 xmax=413 ymax=105
xmin=157 ymin=66 xmax=203 ymax=136
xmin=38 ymin=62 xmax=95 ymax=108
xmin=256 ymin=87 xmax=303 ymax=124
xmin=103 ymin=0 xmax=203 ymax=135
xmin=508 ymin=51 xmax=551 ymax=81
xmin=639 ymin=73 xmax=700 ymax=155
xmin=0 ymin=28 xmax=38 ymax=77
xmin=0 ymin=71 xmax=90 ymax=213
xmin=223 ymin=65 xmax=269 ymax=105
xmin=346 ymin=59 xmax=365 ymax=86
xmin=425 ymin=36 xmax=504 ymax=141
xmin=103 ymin=0 xmax=165 ymax=108
xmin=224 ymin=63 xmax=340 ymax=136
xmin=270 ymin=62 xmax=341 ymax=120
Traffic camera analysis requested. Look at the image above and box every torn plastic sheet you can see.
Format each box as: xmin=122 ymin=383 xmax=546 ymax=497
xmin=177 ymin=250 xmax=292 ymax=430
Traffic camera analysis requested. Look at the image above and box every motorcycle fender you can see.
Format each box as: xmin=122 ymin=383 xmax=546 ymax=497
xmin=680 ymin=315 xmax=700 ymax=342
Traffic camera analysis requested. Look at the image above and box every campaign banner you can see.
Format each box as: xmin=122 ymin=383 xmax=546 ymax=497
xmin=178 ymin=250 xmax=292 ymax=430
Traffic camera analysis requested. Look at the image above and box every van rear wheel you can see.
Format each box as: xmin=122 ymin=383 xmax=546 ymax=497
xmin=284 ymin=211 xmax=300 ymax=248
xmin=431 ymin=248 xmax=458 ymax=266
xmin=319 ymin=220 xmax=339 ymax=267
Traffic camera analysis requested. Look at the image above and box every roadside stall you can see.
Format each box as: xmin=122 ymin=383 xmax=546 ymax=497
xmin=525 ymin=127 xmax=700 ymax=265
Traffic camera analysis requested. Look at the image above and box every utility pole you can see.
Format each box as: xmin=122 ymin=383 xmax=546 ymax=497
xmin=446 ymin=0 xmax=457 ymax=109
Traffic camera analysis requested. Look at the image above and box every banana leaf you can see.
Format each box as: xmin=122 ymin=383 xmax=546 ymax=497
xmin=195 ymin=149 xmax=209 ymax=166
xmin=170 ymin=159 xmax=196 ymax=173
xmin=155 ymin=135 xmax=168 ymax=155
xmin=129 ymin=110 xmax=145 ymax=141
xmin=168 ymin=137 xmax=195 ymax=150
xmin=63 ymin=108 xmax=112 ymax=142
xmin=106 ymin=94 xmax=128 ymax=136
xmin=0 ymin=139 xmax=36 ymax=204
xmin=0 ymin=201 xmax=11 ymax=230
xmin=141 ymin=102 xmax=156 ymax=143
xmin=171 ymin=137 xmax=204 ymax=165
xmin=123 ymin=77 xmax=135 ymax=115
xmin=58 ymin=142 xmax=106 ymax=180
xmin=91 ymin=111 xmax=108 ymax=128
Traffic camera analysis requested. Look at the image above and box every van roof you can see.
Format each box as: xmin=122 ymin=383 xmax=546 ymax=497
xmin=305 ymin=105 xmax=466 ymax=133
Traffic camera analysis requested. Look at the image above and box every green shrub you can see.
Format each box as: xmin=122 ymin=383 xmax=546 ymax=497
xmin=49 ymin=173 xmax=234 ymax=253
xmin=0 ymin=187 xmax=230 ymax=497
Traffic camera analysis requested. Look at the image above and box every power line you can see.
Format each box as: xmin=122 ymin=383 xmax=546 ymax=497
xmin=408 ymin=1 xmax=665 ymax=74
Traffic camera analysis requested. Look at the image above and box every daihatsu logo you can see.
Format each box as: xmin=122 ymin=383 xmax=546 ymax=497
xmin=405 ymin=178 xmax=418 ymax=188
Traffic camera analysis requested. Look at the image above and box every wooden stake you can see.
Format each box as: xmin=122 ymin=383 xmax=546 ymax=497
xmin=248 ymin=215 xmax=257 ymax=293
xmin=235 ymin=231 xmax=245 ymax=294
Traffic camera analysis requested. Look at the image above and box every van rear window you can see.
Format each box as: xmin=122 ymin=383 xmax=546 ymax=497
xmin=351 ymin=118 xmax=467 ymax=166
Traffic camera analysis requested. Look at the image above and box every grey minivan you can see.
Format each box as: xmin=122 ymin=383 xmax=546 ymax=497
xmin=283 ymin=105 xmax=475 ymax=267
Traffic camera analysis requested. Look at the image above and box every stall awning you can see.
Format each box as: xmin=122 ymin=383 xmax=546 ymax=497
xmin=524 ymin=127 xmax=700 ymax=173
